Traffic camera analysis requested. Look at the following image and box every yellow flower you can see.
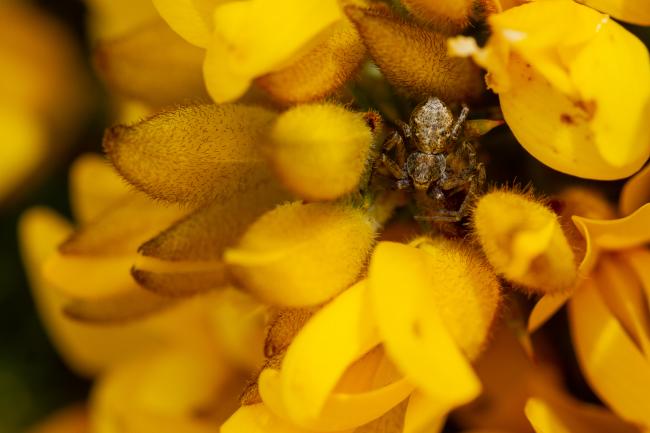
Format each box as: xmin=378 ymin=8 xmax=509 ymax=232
xmin=0 ymin=2 xmax=90 ymax=204
xmin=474 ymin=170 xmax=650 ymax=429
xmin=152 ymin=0 xmax=367 ymax=104
xmin=224 ymin=237 xmax=502 ymax=432
xmin=452 ymin=0 xmax=650 ymax=180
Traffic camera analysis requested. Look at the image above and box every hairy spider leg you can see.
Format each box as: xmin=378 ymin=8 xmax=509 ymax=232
xmin=450 ymin=104 xmax=470 ymax=142
xmin=380 ymin=129 xmax=410 ymax=188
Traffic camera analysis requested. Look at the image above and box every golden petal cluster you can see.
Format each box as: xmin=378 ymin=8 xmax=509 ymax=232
xmin=453 ymin=0 xmax=650 ymax=180
xmin=225 ymin=235 xmax=505 ymax=432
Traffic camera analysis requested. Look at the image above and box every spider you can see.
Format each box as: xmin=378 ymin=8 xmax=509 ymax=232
xmin=378 ymin=97 xmax=486 ymax=223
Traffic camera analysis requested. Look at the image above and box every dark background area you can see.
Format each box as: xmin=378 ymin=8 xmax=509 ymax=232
xmin=0 ymin=1 xmax=648 ymax=432
xmin=0 ymin=1 xmax=101 ymax=431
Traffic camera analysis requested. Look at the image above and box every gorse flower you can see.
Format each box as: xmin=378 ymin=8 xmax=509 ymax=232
xmin=15 ymin=0 xmax=650 ymax=432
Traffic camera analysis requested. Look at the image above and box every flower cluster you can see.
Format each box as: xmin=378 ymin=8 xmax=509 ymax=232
xmin=14 ymin=0 xmax=650 ymax=433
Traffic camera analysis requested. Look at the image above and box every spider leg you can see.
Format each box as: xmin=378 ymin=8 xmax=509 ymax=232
xmin=450 ymin=104 xmax=470 ymax=142
xmin=414 ymin=210 xmax=463 ymax=223
xmin=381 ymin=153 xmax=407 ymax=180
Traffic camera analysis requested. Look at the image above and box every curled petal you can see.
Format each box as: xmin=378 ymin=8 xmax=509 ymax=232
xmin=225 ymin=202 xmax=376 ymax=307
xmin=528 ymin=291 xmax=573 ymax=333
xmin=277 ymin=281 xmax=380 ymax=421
xmin=460 ymin=1 xmax=650 ymax=179
xmin=473 ymin=190 xmax=577 ymax=294
xmin=593 ymin=255 xmax=650 ymax=356
xmin=104 ymin=104 xmax=276 ymax=205
xmin=259 ymin=367 xmax=412 ymax=431
xmin=569 ymin=281 xmax=650 ymax=426
xmin=256 ymin=19 xmax=366 ymax=104
xmin=577 ymin=0 xmax=650 ymax=26
xmin=269 ymin=104 xmax=373 ymax=200
xmin=205 ymin=0 xmax=343 ymax=102
xmin=572 ymin=204 xmax=650 ymax=253
xmin=345 ymin=5 xmax=484 ymax=102
xmin=152 ymin=0 xmax=225 ymax=47
xmin=367 ymin=241 xmax=483 ymax=402
xmin=620 ymin=164 xmax=650 ymax=216
xmin=94 ymin=18 xmax=208 ymax=107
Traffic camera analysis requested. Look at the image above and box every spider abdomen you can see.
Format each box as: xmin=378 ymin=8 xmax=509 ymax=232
xmin=406 ymin=152 xmax=445 ymax=190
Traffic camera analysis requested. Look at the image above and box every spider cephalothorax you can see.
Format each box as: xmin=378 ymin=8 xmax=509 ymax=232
xmin=378 ymin=97 xmax=486 ymax=222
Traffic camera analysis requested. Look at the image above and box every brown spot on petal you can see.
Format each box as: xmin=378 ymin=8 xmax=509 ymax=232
xmin=560 ymin=113 xmax=575 ymax=125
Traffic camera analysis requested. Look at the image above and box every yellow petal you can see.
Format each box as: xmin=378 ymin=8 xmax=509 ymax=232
xmin=528 ymin=291 xmax=572 ymax=333
xmin=470 ymin=1 xmax=650 ymax=180
xmin=569 ymin=280 xmax=650 ymax=426
xmin=412 ymin=237 xmax=502 ymax=359
xmin=222 ymin=404 xmax=319 ymax=433
xmin=525 ymin=396 xmax=640 ymax=433
xmin=572 ymin=204 xmax=650 ymax=252
xmin=259 ymin=367 xmax=412 ymax=431
xmin=19 ymin=208 xmax=191 ymax=375
xmin=94 ymin=18 xmax=208 ymax=107
xmin=277 ymin=281 xmax=380 ymax=421
xmin=132 ymin=180 xmax=287 ymax=296
xmin=620 ymin=164 xmax=650 ymax=216
xmin=91 ymin=344 xmax=232 ymax=433
xmin=367 ymin=241 xmax=482 ymax=402
xmin=205 ymin=0 xmax=343 ymax=102
xmin=578 ymin=0 xmax=650 ymax=25
xmin=207 ymin=287 xmax=269 ymax=370
xmin=103 ymin=104 xmax=277 ymax=205
xmin=152 ymin=0 xmax=225 ymax=47
xmin=269 ymin=104 xmax=373 ymax=201
xmin=225 ymin=202 xmax=376 ymax=306
xmin=345 ymin=5 xmax=484 ymax=102
xmin=256 ymin=19 xmax=366 ymax=104
xmin=61 ymin=192 xmax=185 ymax=257
xmin=44 ymin=192 xmax=185 ymax=301
xmin=0 ymin=109 xmax=45 ymax=203
xmin=473 ymin=189 xmax=577 ymax=294
xmin=623 ymin=248 xmax=650 ymax=310
xmin=27 ymin=405 xmax=88 ymax=433
xmin=69 ymin=153 xmax=130 ymax=224
xmin=594 ymin=255 xmax=650 ymax=356
xmin=402 ymin=392 xmax=447 ymax=433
